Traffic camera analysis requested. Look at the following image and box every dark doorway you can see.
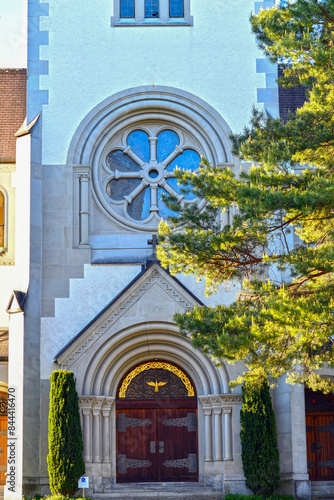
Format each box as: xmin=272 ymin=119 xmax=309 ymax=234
xmin=116 ymin=361 xmax=198 ymax=483
xmin=305 ymin=388 xmax=334 ymax=481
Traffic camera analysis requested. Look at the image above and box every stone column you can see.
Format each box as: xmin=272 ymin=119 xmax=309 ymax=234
xmin=92 ymin=397 xmax=104 ymax=463
xmin=79 ymin=397 xmax=95 ymax=463
xmin=149 ymin=137 xmax=157 ymax=162
xmin=219 ymin=393 xmax=243 ymax=462
xmin=223 ymin=407 xmax=233 ymax=460
xmin=79 ymin=173 xmax=90 ymax=246
xmin=199 ymin=396 xmax=213 ymax=462
xmin=101 ymin=397 xmax=115 ymax=463
xmin=213 ymin=406 xmax=223 ymax=461
xmin=204 ymin=408 xmax=213 ymax=462
xmin=209 ymin=395 xmax=223 ymax=471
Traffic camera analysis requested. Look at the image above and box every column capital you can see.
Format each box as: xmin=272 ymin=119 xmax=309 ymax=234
xmin=219 ymin=393 xmax=242 ymax=406
xmin=198 ymin=395 xmax=212 ymax=410
xmin=209 ymin=395 xmax=222 ymax=407
xmin=73 ymin=164 xmax=91 ymax=178
xmin=102 ymin=397 xmax=115 ymax=416
xmin=79 ymin=396 xmax=95 ymax=412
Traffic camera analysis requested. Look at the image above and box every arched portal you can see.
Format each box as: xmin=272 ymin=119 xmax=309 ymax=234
xmin=116 ymin=360 xmax=198 ymax=483
xmin=305 ymin=388 xmax=334 ymax=481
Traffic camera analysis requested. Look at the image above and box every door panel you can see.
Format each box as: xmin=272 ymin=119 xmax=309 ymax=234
xmin=116 ymin=407 xmax=198 ymax=482
xmin=314 ymin=414 xmax=334 ymax=480
xmin=306 ymin=415 xmax=316 ymax=481
xmin=158 ymin=408 xmax=197 ymax=482
xmin=306 ymin=414 xmax=334 ymax=481
xmin=116 ymin=409 xmax=157 ymax=482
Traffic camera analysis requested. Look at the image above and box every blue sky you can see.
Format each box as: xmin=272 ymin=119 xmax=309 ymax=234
xmin=0 ymin=0 xmax=26 ymax=68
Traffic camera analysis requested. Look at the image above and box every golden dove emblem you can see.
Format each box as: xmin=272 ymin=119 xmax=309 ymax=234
xmin=147 ymin=380 xmax=167 ymax=393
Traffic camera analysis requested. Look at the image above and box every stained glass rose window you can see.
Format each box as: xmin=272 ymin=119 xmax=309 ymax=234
xmin=103 ymin=128 xmax=201 ymax=224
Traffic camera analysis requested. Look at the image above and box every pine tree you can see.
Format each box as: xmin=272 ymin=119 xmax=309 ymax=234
xmin=240 ymin=380 xmax=280 ymax=496
xmin=47 ymin=370 xmax=85 ymax=496
xmin=157 ymin=0 xmax=334 ymax=391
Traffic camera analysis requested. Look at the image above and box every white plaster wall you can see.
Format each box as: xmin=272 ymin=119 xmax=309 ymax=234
xmin=40 ymin=264 xmax=140 ymax=378
xmin=40 ymin=264 xmax=239 ymax=379
xmin=0 ymin=136 xmax=31 ymax=327
xmin=39 ymin=0 xmax=265 ymax=165
xmin=176 ymin=273 xmax=239 ymax=307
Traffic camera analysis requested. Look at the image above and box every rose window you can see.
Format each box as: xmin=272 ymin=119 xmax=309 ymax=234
xmin=102 ymin=128 xmax=201 ymax=227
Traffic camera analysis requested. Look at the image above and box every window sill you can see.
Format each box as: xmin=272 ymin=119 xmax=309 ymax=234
xmin=111 ymin=16 xmax=193 ymax=27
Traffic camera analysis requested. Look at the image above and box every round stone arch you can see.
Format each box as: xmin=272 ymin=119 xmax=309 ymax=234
xmin=79 ymin=322 xmax=230 ymax=397
xmin=67 ymin=86 xmax=237 ymax=234
xmin=67 ymin=85 xmax=234 ymax=167
xmin=77 ymin=322 xmax=233 ymax=484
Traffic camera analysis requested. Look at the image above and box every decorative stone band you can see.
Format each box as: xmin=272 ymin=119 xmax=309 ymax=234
xmin=0 ymin=165 xmax=15 ymax=172
xmin=198 ymin=394 xmax=242 ymax=463
xmin=79 ymin=396 xmax=115 ymax=463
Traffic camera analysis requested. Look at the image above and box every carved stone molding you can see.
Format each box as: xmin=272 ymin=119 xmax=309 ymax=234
xmin=60 ymin=268 xmax=193 ymax=369
xmin=0 ymin=165 xmax=15 ymax=172
xmin=79 ymin=396 xmax=115 ymax=414
xmin=199 ymin=393 xmax=242 ymax=410
xmin=219 ymin=394 xmax=242 ymax=405
xmin=198 ymin=396 xmax=211 ymax=408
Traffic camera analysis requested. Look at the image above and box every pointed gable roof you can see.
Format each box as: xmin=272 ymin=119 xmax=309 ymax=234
xmin=54 ymin=262 xmax=203 ymax=368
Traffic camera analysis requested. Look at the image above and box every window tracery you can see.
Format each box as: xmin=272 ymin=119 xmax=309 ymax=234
xmin=102 ymin=126 xmax=200 ymax=225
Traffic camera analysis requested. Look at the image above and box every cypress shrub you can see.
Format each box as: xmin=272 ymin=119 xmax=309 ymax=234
xmin=47 ymin=370 xmax=85 ymax=496
xmin=240 ymin=380 xmax=280 ymax=496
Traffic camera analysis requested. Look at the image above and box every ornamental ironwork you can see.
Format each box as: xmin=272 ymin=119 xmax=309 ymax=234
xmin=117 ymin=454 xmax=152 ymax=473
xmin=163 ymin=454 xmax=197 ymax=473
xmin=119 ymin=361 xmax=195 ymax=398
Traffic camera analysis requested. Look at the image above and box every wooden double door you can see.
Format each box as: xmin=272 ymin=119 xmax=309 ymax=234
xmin=306 ymin=413 xmax=334 ymax=481
xmin=116 ymin=402 xmax=198 ymax=482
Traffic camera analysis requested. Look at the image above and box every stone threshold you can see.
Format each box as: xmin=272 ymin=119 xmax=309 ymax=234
xmin=93 ymin=482 xmax=223 ymax=500
xmin=311 ymin=480 xmax=334 ymax=500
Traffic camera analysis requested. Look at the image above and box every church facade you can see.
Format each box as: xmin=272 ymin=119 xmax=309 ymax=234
xmin=2 ymin=0 xmax=333 ymax=499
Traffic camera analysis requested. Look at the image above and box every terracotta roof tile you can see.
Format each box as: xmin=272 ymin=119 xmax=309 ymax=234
xmin=0 ymin=69 xmax=27 ymax=162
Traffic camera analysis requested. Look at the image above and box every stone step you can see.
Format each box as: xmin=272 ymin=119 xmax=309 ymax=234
xmin=93 ymin=483 xmax=223 ymax=500
xmin=311 ymin=480 xmax=334 ymax=500
xmin=94 ymin=493 xmax=222 ymax=500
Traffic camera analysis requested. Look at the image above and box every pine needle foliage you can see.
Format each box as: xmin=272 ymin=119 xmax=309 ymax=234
xmin=240 ymin=381 xmax=280 ymax=496
xmin=47 ymin=370 xmax=85 ymax=496
xmin=157 ymin=0 xmax=334 ymax=392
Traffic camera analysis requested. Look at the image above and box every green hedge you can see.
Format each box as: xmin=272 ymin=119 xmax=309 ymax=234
xmin=47 ymin=371 xmax=85 ymax=496
xmin=240 ymin=381 xmax=280 ymax=496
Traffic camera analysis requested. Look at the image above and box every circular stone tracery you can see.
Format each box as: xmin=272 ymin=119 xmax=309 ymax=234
xmin=104 ymin=128 xmax=201 ymax=224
